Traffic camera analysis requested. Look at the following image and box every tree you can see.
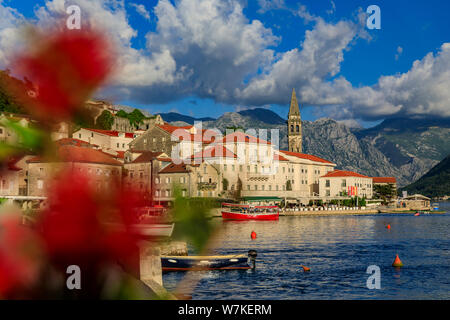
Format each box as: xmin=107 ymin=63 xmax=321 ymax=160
xmin=95 ymin=110 xmax=114 ymax=130
xmin=128 ymin=109 xmax=146 ymax=127
xmin=286 ymin=180 xmax=292 ymax=191
xmin=234 ymin=177 xmax=242 ymax=200
xmin=116 ymin=110 xmax=128 ymax=118
xmin=222 ymin=178 xmax=229 ymax=191
xmin=0 ymin=70 xmax=27 ymax=114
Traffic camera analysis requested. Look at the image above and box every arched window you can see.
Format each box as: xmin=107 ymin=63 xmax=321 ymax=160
xmin=290 ymin=125 xmax=294 ymax=132
xmin=296 ymin=125 xmax=299 ymax=132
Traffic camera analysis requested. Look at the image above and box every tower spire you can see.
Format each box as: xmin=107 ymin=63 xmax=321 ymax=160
xmin=287 ymin=88 xmax=302 ymax=153
xmin=288 ymin=88 xmax=300 ymax=117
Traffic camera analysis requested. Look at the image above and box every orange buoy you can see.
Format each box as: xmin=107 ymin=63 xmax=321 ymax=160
xmin=386 ymin=224 xmax=391 ymax=229
xmin=301 ymin=265 xmax=310 ymax=272
xmin=392 ymin=254 xmax=403 ymax=267
xmin=414 ymin=212 xmax=420 ymax=216
xmin=251 ymin=231 xmax=257 ymax=239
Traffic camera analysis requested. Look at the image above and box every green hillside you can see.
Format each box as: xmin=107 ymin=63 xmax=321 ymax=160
xmin=400 ymin=154 xmax=450 ymax=197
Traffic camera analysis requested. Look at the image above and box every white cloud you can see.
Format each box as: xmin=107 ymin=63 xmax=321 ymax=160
xmin=0 ymin=2 xmax=25 ymax=67
xmin=1 ymin=0 xmax=449 ymax=121
xmin=395 ymin=46 xmax=403 ymax=60
xmin=130 ymin=3 xmax=150 ymax=20
xmin=257 ymin=0 xmax=286 ymax=14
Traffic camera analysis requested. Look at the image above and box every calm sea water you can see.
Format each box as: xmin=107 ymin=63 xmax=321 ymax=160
xmin=163 ymin=202 xmax=450 ymax=299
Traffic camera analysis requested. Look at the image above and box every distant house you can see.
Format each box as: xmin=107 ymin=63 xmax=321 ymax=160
xmin=401 ymin=194 xmax=431 ymax=210
xmin=372 ymin=177 xmax=397 ymax=199
xmin=73 ymin=128 xmax=138 ymax=152
xmin=27 ymin=145 xmax=122 ymax=197
xmin=319 ymin=170 xmax=373 ymax=199
xmin=0 ymin=155 xmax=34 ymax=196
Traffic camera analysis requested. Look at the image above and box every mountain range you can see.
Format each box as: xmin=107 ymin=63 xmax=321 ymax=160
xmin=400 ymin=154 xmax=450 ymax=197
xmin=160 ymin=108 xmax=450 ymax=187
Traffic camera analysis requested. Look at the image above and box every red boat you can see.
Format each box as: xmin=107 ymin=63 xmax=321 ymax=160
xmin=221 ymin=203 xmax=279 ymax=220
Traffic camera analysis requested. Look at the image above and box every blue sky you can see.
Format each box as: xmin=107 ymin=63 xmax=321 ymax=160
xmin=1 ymin=0 xmax=450 ymax=127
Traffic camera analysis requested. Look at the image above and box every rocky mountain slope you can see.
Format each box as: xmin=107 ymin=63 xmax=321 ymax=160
xmin=399 ymin=154 xmax=450 ymax=197
xmin=192 ymin=110 xmax=450 ymax=187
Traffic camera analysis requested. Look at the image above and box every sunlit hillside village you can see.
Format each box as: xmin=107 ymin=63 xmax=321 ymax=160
xmin=1 ymin=89 xmax=430 ymax=212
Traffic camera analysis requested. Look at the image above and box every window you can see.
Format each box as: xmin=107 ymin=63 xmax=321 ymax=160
xmin=39 ymin=168 xmax=44 ymax=173
xmin=232 ymin=165 xmax=235 ymax=171
xmin=341 ymin=179 xmax=346 ymax=187
xmin=165 ymin=190 xmax=170 ymax=197
xmin=140 ymin=172 xmax=143 ymax=178
xmin=165 ymin=177 xmax=170 ymax=183
xmin=326 ymin=180 xmax=330 ymax=187
xmin=276 ymin=185 xmax=279 ymax=191
xmin=247 ymin=185 xmax=250 ymax=190
xmin=261 ymin=185 xmax=265 ymax=191
xmin=117 ymin=143 xmax=120 ymax=148
xmin=326 ymin=190 xmax=330 ymax=196
xmin=254 ymin=185 xmax=258 ymax=191
xmin=155 ymin=190 xmax=160 ymax=197
xmin=269 ymin=185 xmax=272 ymax=191
xmin=296 ymin=125 xmax=299 ymax=132
xmin=122 ymin=143 xmax=125 ymax=148
xmin=79 ymin=134 xmax=81 ymax=138
xmin=290 ymin=125 xmax=294 ymax=132
xmin=155 ymin=178 xmax=159 ymax=184
xmin=203 ymin=166 xmax=207 ymax=174
xmin=37 ymin=179 xmax=44 ymax=189
xmin=223 ymin=164 xmax=227 ymax=171
xmin=182 ymin=190 xmax=187 ymax=197
xmin=239 ymin=165 xmax=243 ymax=172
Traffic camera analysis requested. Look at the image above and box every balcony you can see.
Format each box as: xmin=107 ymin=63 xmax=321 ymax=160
xmin=197 ymin=182 xmax=217 ymax=190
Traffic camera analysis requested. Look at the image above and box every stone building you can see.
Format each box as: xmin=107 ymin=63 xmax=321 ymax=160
xmin=0 ymin=113 xmax=33 ymax=144
xmin=372 ymin=177 xmax=397 ymax=199
xmin=318 ymin=170 xmax=373 ymax=199
xmin=287 ymin=89 xmax=302 ymax=153
xmin=73 ymin=128 xmax=138 ymax=152
xmin=0 ymin=155 xmax=34 ymax=196
xmin=156 ymin=161 xmax=221 ymax=201
xmin=123 ymin=151 xmax=171 ymax=197
xmin=27 ymin=145 xmax=122 ymax=197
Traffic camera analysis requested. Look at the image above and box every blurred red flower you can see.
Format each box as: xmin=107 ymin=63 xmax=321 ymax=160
xmin=38 ymin=170 xmax=141 ymax=274
xmin=0 ymin=213 xmax=42 ymax=298
xmin=10 ymin=28 xmax=114 ymax=121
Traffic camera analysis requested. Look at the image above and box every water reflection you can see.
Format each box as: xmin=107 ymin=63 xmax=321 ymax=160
xmin=164 ymin=206 xmax=450 ymax=299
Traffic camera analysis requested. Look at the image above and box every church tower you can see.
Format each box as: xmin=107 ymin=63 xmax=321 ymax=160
xmin=287 ymin=88 xmax=302 ymax=153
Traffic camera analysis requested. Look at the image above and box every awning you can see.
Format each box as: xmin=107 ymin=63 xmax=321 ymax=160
xmin=241 ymin=196 xmax=283 ymax=202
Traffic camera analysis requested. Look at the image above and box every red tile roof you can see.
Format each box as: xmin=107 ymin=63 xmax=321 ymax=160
xmin=274 ymin=153 xmax=289 ymax=161
xmin=191 ymin=145 xmax=237 ymax=160
xmin=27 ymin=145 xmax=122 ymax=166
xmin=159 ymin=163 xmax=191 ymax=174
xmin=218 ymin=131 xmax=271 ymax=145
xmin=156 ymin=124 xmax=217 ymax=143
xmin=55 ymin=138 xmax=97 ymax=148
xmin=280 ymin=150 xmax=333 ymax=164
xmin=372 ymin=177 xmax=396 ymax=184
xmin=84 ymin=128 xmax=135 ymax=138
xmin=131 ymin=151 xmax=164 ymax=164
xmin=321 ymin=170 xmax=369 ymax=178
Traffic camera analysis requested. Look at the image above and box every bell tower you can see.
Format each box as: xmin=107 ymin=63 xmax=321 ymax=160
xmin=287 ymin=88 xmax=302 ymax=153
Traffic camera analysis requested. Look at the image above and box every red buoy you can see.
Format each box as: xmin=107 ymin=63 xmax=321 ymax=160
xmin=301 ymin=265 xmax=310 ymax=272
xmin=392 ymin=254 xmax=403 ymax=267
xmin=386 ymin=224 xmax=391 ymax=229
xmin=251 ymin=231 xmax=257 ymax=239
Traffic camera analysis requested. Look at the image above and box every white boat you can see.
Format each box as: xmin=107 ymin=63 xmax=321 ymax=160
xmin=105 ymin=222 xmax=175 ymax=238
xmin=130 ymin=223 xmax=175 ymax=237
